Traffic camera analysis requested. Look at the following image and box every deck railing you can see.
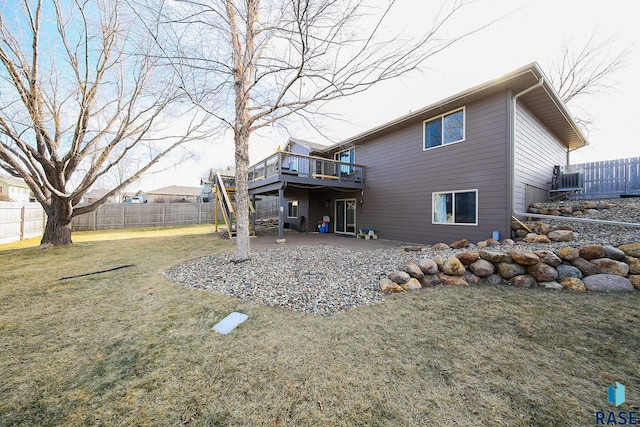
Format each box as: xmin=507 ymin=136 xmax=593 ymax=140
xmin=248 ymin=151 xmax=365 ymax=185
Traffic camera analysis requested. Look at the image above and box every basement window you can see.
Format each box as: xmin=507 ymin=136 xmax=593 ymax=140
xmin=287 ymin=200 xmax=298 ymax=218
xmin=432 ymin=190 xmax=477 ymax=225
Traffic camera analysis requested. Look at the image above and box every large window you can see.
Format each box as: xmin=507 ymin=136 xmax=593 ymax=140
xmin=334 ymin=148 xmax=355 ymax=174
xmin=287 ymin=200 xmax=298 ymax=218
xmin=424 ymin=108 xmax=465 ymax=150
xmin=432 ymin=190 xmax=477 ymax=225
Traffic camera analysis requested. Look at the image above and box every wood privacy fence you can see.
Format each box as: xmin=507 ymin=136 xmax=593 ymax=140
xmin=71 ymin=203 xmax=218 ymax=231
xmin=0 ymin=203 xmax=46 ymax=244
xmin=566 ymin=157 xmax=640 ymax=200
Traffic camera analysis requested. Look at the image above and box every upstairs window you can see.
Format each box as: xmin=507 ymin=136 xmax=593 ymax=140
xmin=424 ymin=108 xmax=465 ymax=150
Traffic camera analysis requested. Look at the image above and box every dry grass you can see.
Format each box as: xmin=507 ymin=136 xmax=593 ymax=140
xmin=1 ymin=229 xmax=639 ymax=426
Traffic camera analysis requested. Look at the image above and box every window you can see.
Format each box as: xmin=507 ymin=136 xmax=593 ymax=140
xmin=287 ymin=200 xmax=298 ymax=218
xmin=424 ymin=108 xmax=465 ymax=150
xmin=334 ymin=148 xmax=355 ymax=174
xmin=432 ymin=190 xmax=477 ymax=225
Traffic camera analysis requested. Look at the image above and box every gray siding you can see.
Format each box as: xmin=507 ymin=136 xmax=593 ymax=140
xmin=514 ymin=103 xmax=566 ymax=212
xmin=281 ymin=188 xmax=309 ymax=231
xmin=355 ymin=91 xmax=511 ymax=244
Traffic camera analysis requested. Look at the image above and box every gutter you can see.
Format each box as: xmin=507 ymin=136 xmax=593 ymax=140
xmin=510 ymin=79 xmax=640 ymax=230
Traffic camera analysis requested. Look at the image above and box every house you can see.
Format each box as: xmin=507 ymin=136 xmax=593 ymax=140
xmin=247 ymin=63 xmax=587 ymax=244
xmin=82 ymin=188 xmax=120 ymax=204
xmin=0 ymin=175 xmax=33 ymax=202
xmin=146 ymin=185 xmax=202 ymax=203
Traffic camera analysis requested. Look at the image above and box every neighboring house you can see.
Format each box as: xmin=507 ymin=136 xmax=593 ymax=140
xmin=247 ymin=63 xmax=587 ymax=244
xmin=0 ymin=175 xmax=33 ymax=202
xmin=201 ymin=167 xmax=235 ymax=202
xmin=82 ymin=188 xmax=120 ymax=204
xmin=147 ymin=185 xmax=202 ymax=203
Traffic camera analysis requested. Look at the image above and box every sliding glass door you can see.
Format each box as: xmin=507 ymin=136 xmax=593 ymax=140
xmin=335 ymin=198 xmax=356 ymax=234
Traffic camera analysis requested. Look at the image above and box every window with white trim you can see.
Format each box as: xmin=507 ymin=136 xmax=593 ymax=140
xmin=287 ymin=200 xmax=298 ymax=218
xmin=424 ymin=108 xmax=465 ymax=150
xmin=432 ymin=190 xmax=477 ymax=225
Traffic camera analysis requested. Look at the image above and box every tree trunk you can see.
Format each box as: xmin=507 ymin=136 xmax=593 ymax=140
xmin=41 ymin=197 xmax=73 ymax=246
xmin=233 ymin=130 xmax=251 ymax=263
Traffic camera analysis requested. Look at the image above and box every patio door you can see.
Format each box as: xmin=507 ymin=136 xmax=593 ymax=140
xmin=335 ymin=198 xmax=356 ymax=235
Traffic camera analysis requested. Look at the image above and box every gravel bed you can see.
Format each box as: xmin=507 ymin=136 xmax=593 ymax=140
xmin=164 ymin=198 xmax=640 ymax=316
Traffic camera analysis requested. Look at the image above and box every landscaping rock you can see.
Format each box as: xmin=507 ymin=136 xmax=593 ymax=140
xmin=571 ymin=257 xmax=600 ymax=276
xmin=511 ymin=274 xmax=537 ymax=288
xmin=401 ymin=278 xmax=422 ymax=291
xmin=540 ymin=281 xmax=563 ymax=290
xmin=583 ymin=274 xmax=634 ymax=292
xmin=437 ymin=273 xmax=468 ymax=286
xmin=604 ymin=245 xmax=626 ymax=261
xmin=388 ymin=270 xmax=410 ymax=284
xmin=420 ymin=274 xmax=441 ymax=287
xmin=484 ymin=274 xmax=506 ymax=286
xmin=559 ymin=277 xmax=586 ymax=292
xmin=626 ymin=256 xmax=640 ymax=275
xmin=441 ymin=256 xmax=465 ymax=276
xmin=449 ymin=239 xmax=469 ymax=249
xmin=464 ymin=271 xmax=482 ymax=284
xmin=480 ymin=250 xmax=511 ymax=263
xmin=578 ymin=244 xmax=605 ymax=260
xmin=469 ymin=259 xmax=495 ymax=277
xmin=527 ymin=263 xmax=558 ymax=282
xmin=548 ymin=230 xmax=574 ymax=242
xmin=534 ymin=250 xmax=562 ymax=267
xmin=629 ymin=275 xmax=640 ymax=290
xmin=619 ymin=243 xmax=640 ymax=258
xmin=508 ymin=248 xmax=539 ymax=266
xmin=431 ymin=243 xmax=450 ymax=250
xmin=417 ymin=257 xmax=439 ymax=275
xmin=556 ymin=264 xmax=583 ymax=280
xmin=380 ymin=278 xmax=404 ymax=293
xmin=589 ymin=258 xmax=629 ymax=277
xmin=404 ymin=262 xmax=424 ymax=279
xmin=557 ymin=247 xmax=580 ymax=261
xmin=457 ymin=251 xmax=480 ymax=265
xmin=497 ymin=262 xmax=526 ymax=279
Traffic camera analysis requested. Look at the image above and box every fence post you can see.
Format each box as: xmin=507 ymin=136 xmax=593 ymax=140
xmin=198 ymin=203 xmax=202 ymax=224
xmin=20 ymin=206 xmax=25 ymax=241
xmin=122 ymin=204 xmax=126 ymax=229
xmin=93 ymin=209 xmax=97 ymax=231
xmin=162 ymin=205 xmax=166 ymax=226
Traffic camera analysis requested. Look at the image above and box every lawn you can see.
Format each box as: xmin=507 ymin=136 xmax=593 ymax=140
xmin=0 ymin=227 xmax=639 ymax=426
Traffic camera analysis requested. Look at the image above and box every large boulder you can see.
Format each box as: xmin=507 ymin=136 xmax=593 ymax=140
xmin=548 ymin=230 xmax=574 ymax=242
xmin=404 ymin=262 xmax=424 ymax=279
xmin=557 ymin=247 xmax=580 ymax=261
xmin=511 ymin=274 xmax=537 ymax=288
xmin=619 ymin=243 xmax=640 ymax=258
xmin=589 ymin=258 xmax=629 ymax=277
xmin=479 ymin=250 xmax=511 ymax=263
xmin=380 ymin=278 xmax=404 ymax=293
xmin=583 ymin=274 xmax=634 ymax=292
xmin=469 ymin=259 xmax=495 ymax=277
xmin=388 ymin=270 xmax=410 ymax=284
xmin=557 ymin=264 xmax=583 ymax=280
xmin=441 ymin=256 xmax=466 ymax=276
xmin=437 ymin=273 xmax=469 ymax=286
xmin=508 ymin=248 xmax=539 ymax=266
xmin=527 ymin=263 xmax=558 ymax=282
xmin=401 ymin=278 xmax=422 ymax=291
xmin=457 ymin=251 xmax=480 ymax=265
xmin=626 ymin=256 xmax=640 ymax=275
xmin=534 ymin=250 xmax=562 ymax=267
xmin=417 ymin=258 xmax=439 ymax=275
xmin=497 ymin=262 xmax=527 ymax=279
xmin=571 ymin=257 xmax=600 ymax=276
xmin=559 ymin=277 xmax=586 ymax=292
xmin=420 ymin=274 xmax=442 ymax=287
xmin=578 ymin=244 xmax=605 ymax=260
xmin=604 ymin=245 xmax=626 ymax=261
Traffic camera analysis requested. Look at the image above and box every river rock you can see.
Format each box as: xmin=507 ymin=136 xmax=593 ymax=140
xmin=629 ymin=275 xmax=640 ymax=290
xmin=583 ymin=274 xmax=634 ymax=292
xmin=604 ymin=245 xmax=626 ymax=261
xmin=464 ymin=271 xmax=482 ymax=284
xmin=540 ymin=281 xmax=563 ymax=290
xmin=449 ymin=239 xmax=469 ymax=249
xmin=420 ymin=274 xmax=441 ymax=287
xmin=480 ymin=250 xmax=511 ymax=263
xmin=548 ymin=230 xmax=574 ymax=242
xmin=626 ymin=256 xmax=640 ymax=275
xmin=571 ymin=257 xmax=600 ymax=276
xmin=431 ymin=243 xmax=450 ymax=251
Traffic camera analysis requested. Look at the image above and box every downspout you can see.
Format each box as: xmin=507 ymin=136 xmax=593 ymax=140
xmin=510 ymin=78 xmax=640 ymax=229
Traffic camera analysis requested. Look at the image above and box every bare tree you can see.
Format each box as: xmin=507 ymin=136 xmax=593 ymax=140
xmin=0 ymin=0 xmax=211 ymax=245
xmin=142 ymin=0 xmax=493 ymax=262
xmin=546 ymin=33 xmax=629 ymax=129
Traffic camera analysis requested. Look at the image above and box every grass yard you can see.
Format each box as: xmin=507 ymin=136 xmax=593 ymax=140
xmin=0 ymin=228 xmax=639 ymax=426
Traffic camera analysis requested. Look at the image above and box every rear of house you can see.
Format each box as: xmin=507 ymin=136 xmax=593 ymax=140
xmin=249 ymin=63 xmax=586 ymax=244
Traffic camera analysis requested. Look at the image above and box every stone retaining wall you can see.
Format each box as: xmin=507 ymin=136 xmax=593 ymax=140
xmin=381 ymin=242 xmax=640 ymax=293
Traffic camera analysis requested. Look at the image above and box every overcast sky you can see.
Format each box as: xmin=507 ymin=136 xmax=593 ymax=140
xmin=137 ymin=0 xmax=639 ymax=191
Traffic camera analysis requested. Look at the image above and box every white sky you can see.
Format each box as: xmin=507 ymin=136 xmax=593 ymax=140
xmin=137 ymin=0 xmax=640 ymax=191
